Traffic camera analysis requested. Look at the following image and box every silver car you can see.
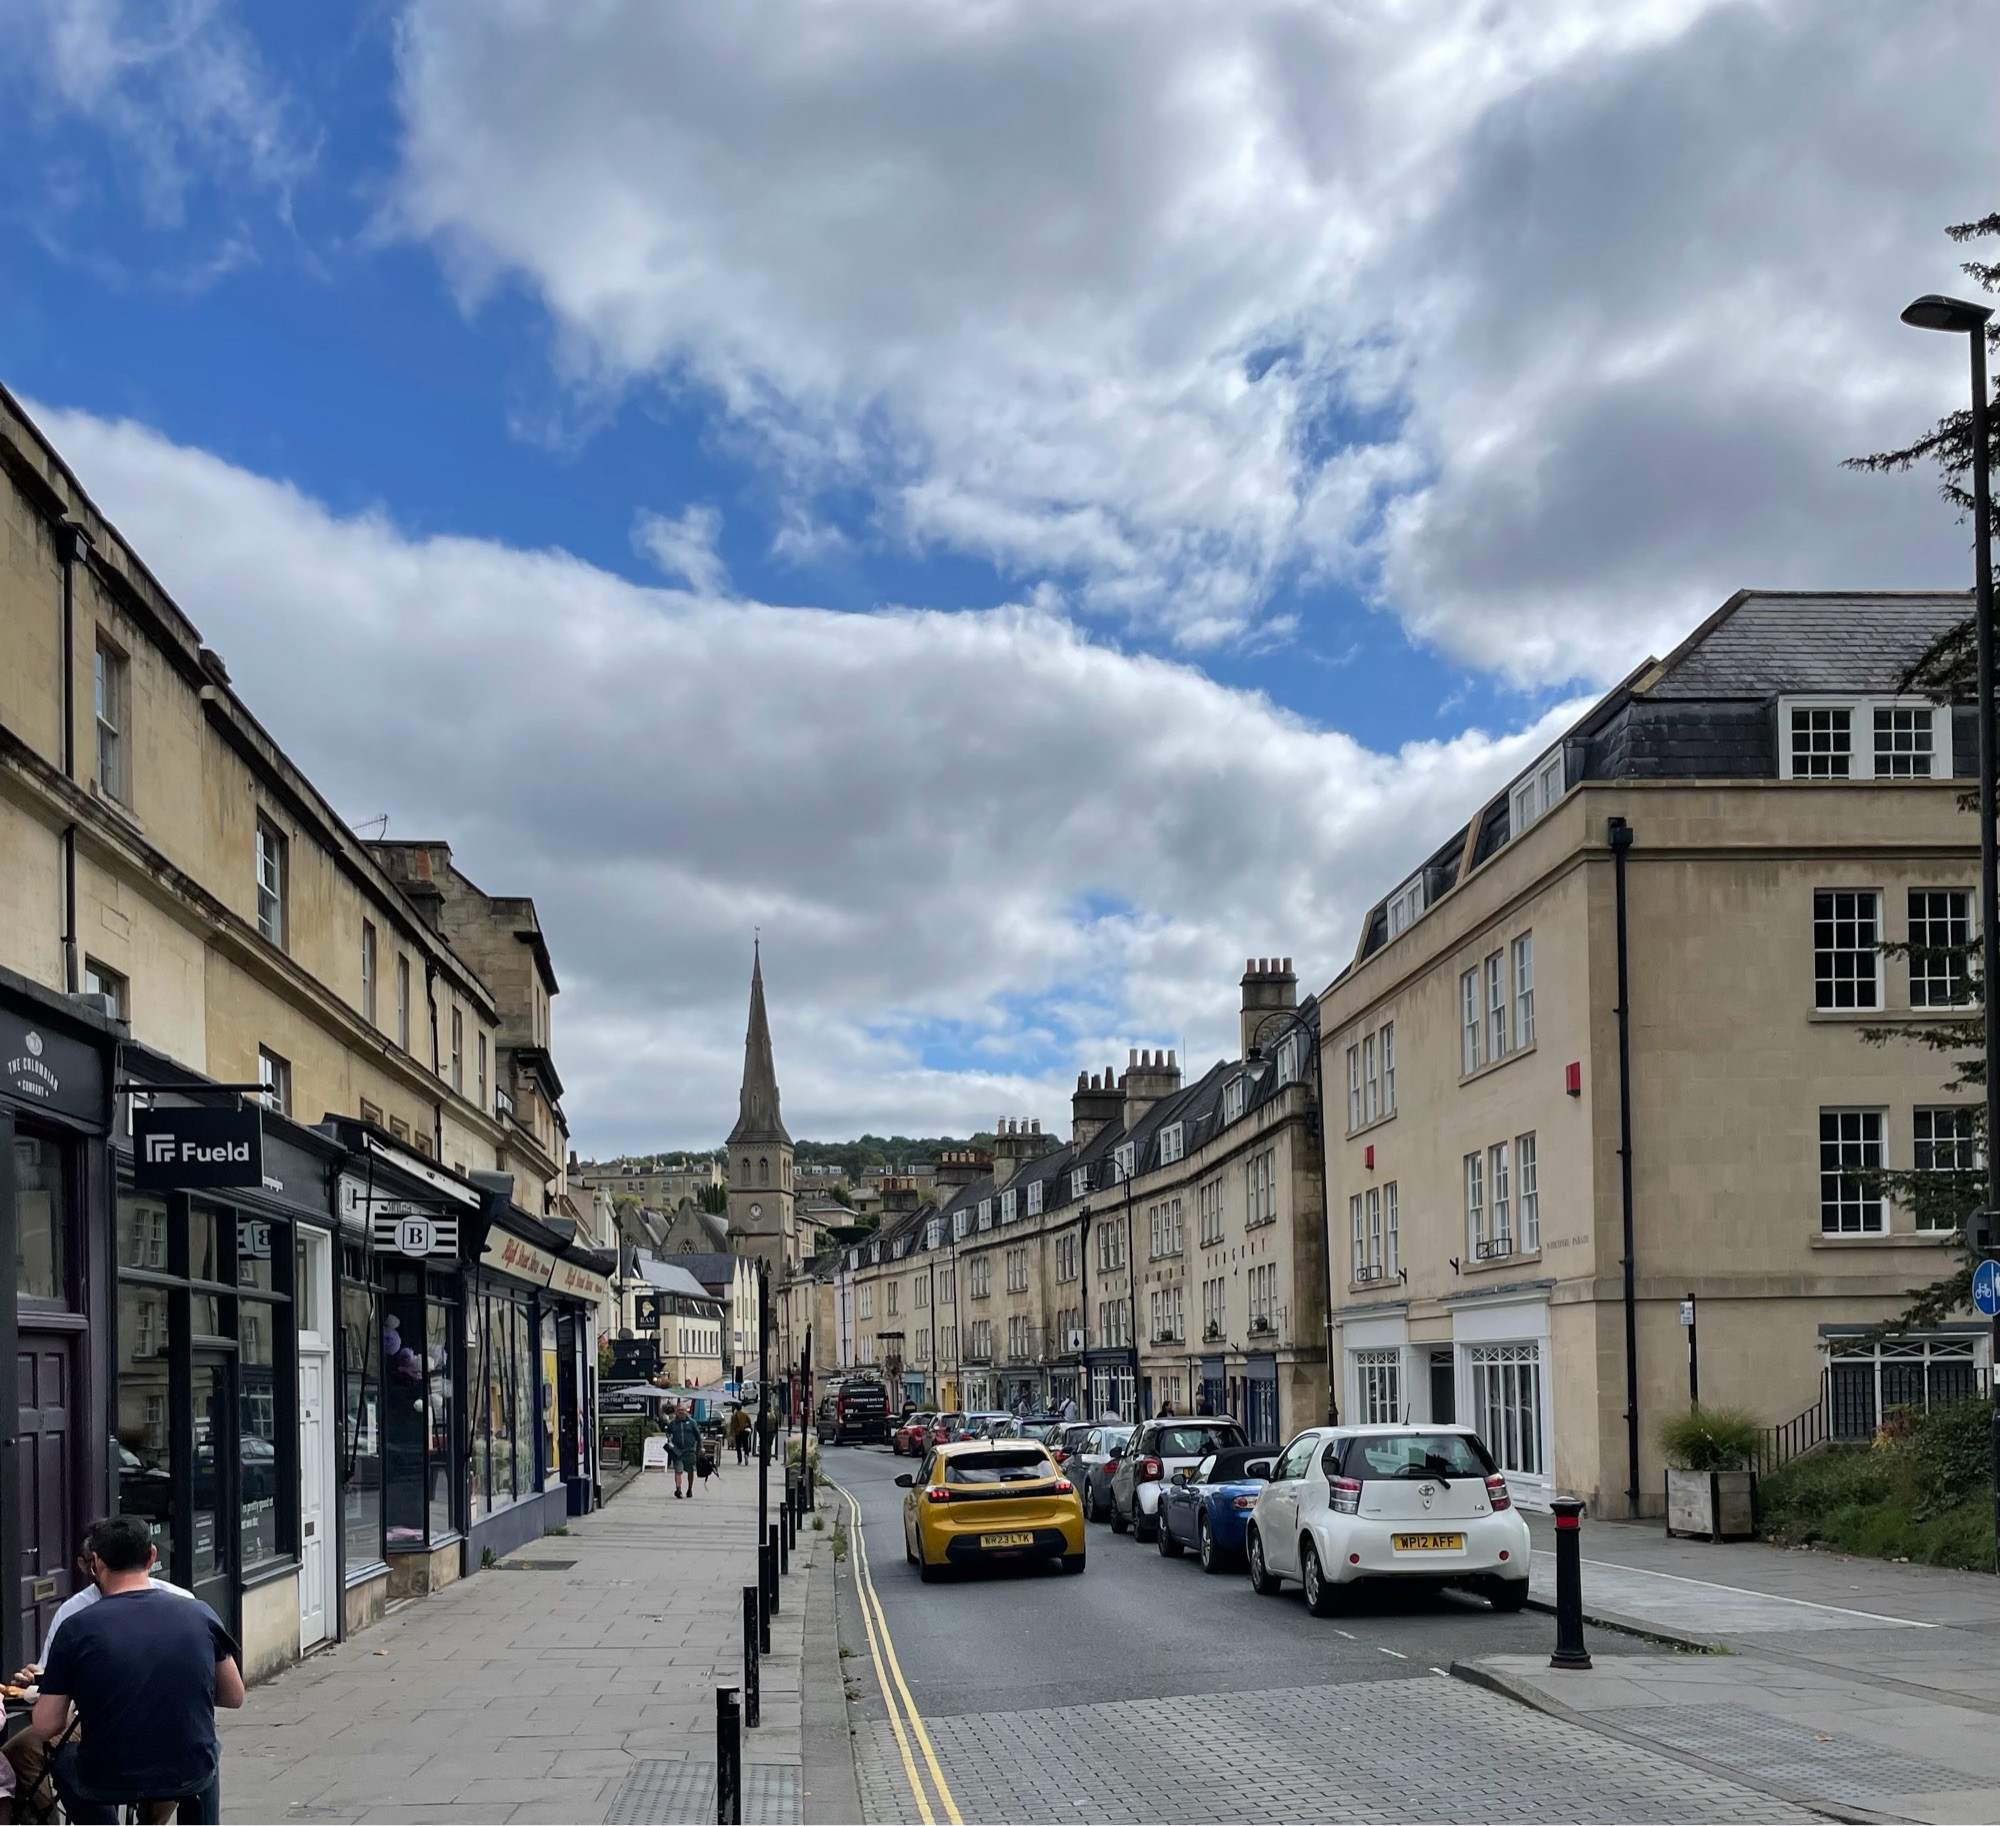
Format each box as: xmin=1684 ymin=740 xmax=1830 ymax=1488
xmin=1075 ymin=1424 xmax=1134 ymax=1523
xmin=1108 ymin=1417 xmax=1247 ymax=1540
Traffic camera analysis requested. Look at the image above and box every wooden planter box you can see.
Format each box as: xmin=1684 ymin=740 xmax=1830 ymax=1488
xmin=1664 ymin=1467 xmax=1758 ymax=1541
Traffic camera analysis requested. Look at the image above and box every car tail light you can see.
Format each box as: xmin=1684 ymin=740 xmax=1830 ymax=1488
xmin=1142 ymin=1456 xmax=1163 ymax=1481
xmin=1053 ymin=1479 xmax=1074 ymax=1495
xmin=1486 ymin=1474 xmax=1511 ymax=1511
xmin=1051 ymin=1448 xmax=1067 ymax=1463
xmin=1327 ymin=1474 xmax=1362 ymax=1515
xmin=926 ymin=1486 xmax=950 ymax=1504
xmin=1231 ymin=1494 xmax=1257 ymax=1512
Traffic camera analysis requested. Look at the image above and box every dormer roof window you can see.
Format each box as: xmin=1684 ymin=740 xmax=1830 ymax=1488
xmin=1509 ymin=747 xmax=1566 ymax=836
xmin=1385 ymin=874 xmax=1425 ymax=937
xmin=1780 ymin=698 xmax=1947 ymax=781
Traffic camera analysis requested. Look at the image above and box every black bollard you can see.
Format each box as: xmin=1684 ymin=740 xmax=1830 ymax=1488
xmin=805 ymin=1460 xmax=815 ymax=1512
xmin=1549 ymin=1496 xmax=1592 ymax=1670
xmin=716 ymin=1687 xmax=742 ymax=1825
xmin=766 ymin=1525 xmax=781 ymax=1615
xmin=742 ymin=1584 xmax=761 ymax=1729
xmin=779 ymin=1506 xmax=790 ymax=1576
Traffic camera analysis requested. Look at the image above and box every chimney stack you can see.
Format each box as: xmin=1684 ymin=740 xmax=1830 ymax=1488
xmin=992 ymin=1115 xmax=1054 ymax=1188
xmin=1240 ymin=956 xmax=1299 ymax=1058
xmin=1121 ymin=1047 xmax=1183 ymax=1128
xmin=1071 ymin=1068 xmax=1125 ymax=1149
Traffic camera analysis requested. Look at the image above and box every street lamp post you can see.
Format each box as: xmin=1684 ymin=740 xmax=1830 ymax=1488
xmin=1902 ymin=292 xmax=1999 ymax=1572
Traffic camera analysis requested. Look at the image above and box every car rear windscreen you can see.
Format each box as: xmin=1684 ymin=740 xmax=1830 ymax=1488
xmin=1339 ymin=1433 xmax=1494 ymax=1479
xmin=945 ymin=1450 xmax=1054 ymax=1484
xmin=1156 ymin=1424 xmax=1245 ymax=1456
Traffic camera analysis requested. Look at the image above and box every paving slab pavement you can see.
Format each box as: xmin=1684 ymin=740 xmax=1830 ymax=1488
xmin=1457 ymin=1513 xmax=2000 ymax=1822
xmin=220 ymin=1449 xmax=830 ymax=1824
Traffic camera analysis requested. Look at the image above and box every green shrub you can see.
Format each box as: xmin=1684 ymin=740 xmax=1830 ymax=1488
xmin=617 ymin=1417 xmax=661 ymax=1466
xmin=1658 ymin=1405 xmax=1761 ymax=1472
xmin=1759 ymin=1398 xmax=1995 ymax=1570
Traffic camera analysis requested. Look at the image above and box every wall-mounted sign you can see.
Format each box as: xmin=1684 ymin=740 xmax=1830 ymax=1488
xmin=1 ymin=1014 xmax=105 ymax=1122
xmin=634 ymin=1294 xmax=660 ymax=1331
xmin=371 ymin=1211 xmax=460 ymax=1258
xmin=480 ymin=1226 xmax=558 ymax=1288
xmin=548 ymin=1256 xmax=610 ymax=1304
xmin=132 ymin=1106 xmax=264 ymax=1190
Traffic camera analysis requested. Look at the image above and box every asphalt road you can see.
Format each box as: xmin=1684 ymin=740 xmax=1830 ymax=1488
xmin=826 ymin=1441 xmax=1631 ymax=1718
xmin=821 ymin=1443 xmax=1812 ymax=1824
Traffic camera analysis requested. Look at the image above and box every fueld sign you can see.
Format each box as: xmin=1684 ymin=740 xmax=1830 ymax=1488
xmin=133 ymin=1106 xmax=265 ymax=1190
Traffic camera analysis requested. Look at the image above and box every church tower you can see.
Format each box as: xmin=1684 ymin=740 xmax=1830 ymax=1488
xmin=727 ymin=942 xmax=796 ymax=1274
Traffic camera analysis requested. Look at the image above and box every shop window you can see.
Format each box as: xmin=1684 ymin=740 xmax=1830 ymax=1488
xmin=341 ymin=1259 xmax=385 ymax=1574
xmin=116 ymin=1281 xmax=174 ymax=1568
xmin=1468 ymin=1341 xmax=1543 ymax=1477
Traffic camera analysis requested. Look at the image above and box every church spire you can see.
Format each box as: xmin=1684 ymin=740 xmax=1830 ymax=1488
xmin=728 ymin=939 xmax=790 ymax=1147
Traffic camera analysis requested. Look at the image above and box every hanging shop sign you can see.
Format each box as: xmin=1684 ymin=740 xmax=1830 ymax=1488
xmin=370 ymin=1209 xmax=461 ymax=1259
xmin=132 ymin=1104 xmax=264 ymax=1190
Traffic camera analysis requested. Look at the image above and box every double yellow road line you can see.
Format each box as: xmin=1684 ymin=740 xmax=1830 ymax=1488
xmin=830 ymin=1478 xmax=963 ymax=1825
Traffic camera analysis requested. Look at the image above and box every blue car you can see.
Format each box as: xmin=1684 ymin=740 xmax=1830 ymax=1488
xmin=1156 ymin=1445 xmax=1273 ymax=1573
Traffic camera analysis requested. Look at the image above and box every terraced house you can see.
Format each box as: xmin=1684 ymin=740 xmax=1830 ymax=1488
xmin=818 ymin=961 xmax=1331 ymax=1442
xmin=1318 ymin=589 xmax=1981 ymax=1518
xmin=0 ymin=389 xmax=611 ymax=1685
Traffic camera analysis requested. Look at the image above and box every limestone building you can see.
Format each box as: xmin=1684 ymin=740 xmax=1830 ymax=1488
xmin=1317 ymin=590 xmax=1980 ymax=1516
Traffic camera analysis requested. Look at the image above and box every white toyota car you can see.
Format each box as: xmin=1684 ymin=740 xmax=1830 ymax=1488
xmin=1243 ymin=1424 xmax=1531 ymax=1614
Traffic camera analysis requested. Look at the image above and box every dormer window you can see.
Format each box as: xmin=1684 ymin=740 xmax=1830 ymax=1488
xmin=1274 ymin=1036 xmax=1301 ymax=1086
xmin=1509 ymin=748 xmax=1566 ymax=836
xmin=1223 ymin=1077 xmax=1247 ymax=1123
xmin=1071 ymin=1167 xmax=1091 ymax=1200
xmin=977 ymin=1197 xmax=992 ymax=1228
xmin=1112 ymin=1141 xmax=1136 ymax=1183
xmin=953 ymin=1209 xmax=970 ymax=1239
xmin=1157 ymin=1121 xmax=1184 ymax=1166
xmin=1000 ymin=1188 xmax=1017 ymax=1223
xmin=1026 ymin=1179 xmax=1043 ymax=1215
xmin=1780 ymin=699 xmax=1946 ymax=781
xmin=924 ymin=1218 xmax=943 ymax=1249
xmin=1386 ymin=875 xmax=1425 ymax=937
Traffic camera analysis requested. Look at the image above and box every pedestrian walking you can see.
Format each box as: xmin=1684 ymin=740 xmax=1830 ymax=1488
xmin=33 ymin=1515 xmax=244 ymax=1824
xmin=1059 ymin=1394 xmax=1078 ymax=1423
xmin=729 ymin=1405 xmax=752 ymax=1465
xmin=667 ymin=1404 xmax=703 ymax=1499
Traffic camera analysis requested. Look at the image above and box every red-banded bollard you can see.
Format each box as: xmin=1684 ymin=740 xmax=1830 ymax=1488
xmin=1550 ymin=1495 xmax=1592 ymax=1670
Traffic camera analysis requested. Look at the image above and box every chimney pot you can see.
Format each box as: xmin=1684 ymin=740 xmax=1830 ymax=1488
xmin=1283 ymin=956 xmax=1292 ymax=973
xmin=1168 ymin=1049 xmax=1175 ymax=1066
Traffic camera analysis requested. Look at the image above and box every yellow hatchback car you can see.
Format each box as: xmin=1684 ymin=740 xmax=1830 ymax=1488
xmin=898 ymin=1439 xmax=1086 ymax=1581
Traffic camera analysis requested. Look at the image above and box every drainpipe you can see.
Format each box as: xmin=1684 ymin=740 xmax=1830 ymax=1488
xmin=1610 ymin=816 xmax=1641 ymax=1518
xmin=1310 ymin=1022 xmax=1339 ymax=1426
xmin=424 ymin=961 xmax=444 ymax=1158
xmin=58 ymin=519 xmax=91 ymax=993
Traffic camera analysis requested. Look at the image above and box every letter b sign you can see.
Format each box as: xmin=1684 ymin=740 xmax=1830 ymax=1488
xmin=395 ymin=1215 xmax=438 ymax=1257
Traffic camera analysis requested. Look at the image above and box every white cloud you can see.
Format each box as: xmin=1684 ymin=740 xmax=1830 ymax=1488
xmin=4 ymin=0 xmax=312 ymax=230
xmin=384 ymin=0 xmax=1986 ymax=676
xmin=39 ymin=402 xmax=1568 ymax=1150
xmin=634 ymin=503 xmax=729 ymax=596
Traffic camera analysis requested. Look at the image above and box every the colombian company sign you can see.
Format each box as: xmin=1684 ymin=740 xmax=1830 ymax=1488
xmin=132 ymin=1105 xmax=265 ymax=1191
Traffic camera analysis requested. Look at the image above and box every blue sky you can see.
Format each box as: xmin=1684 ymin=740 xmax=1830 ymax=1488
xmin=3 ymin=0 xmax=1987 ymax=1149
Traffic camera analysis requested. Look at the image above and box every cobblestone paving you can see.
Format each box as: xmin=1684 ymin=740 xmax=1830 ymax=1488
xmin=853 ymin=1677 xmax=1819 ymax=1824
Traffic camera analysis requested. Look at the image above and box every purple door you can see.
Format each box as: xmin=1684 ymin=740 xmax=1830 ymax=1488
xmin=17 ymin=1336 xmax=75 ymax=1659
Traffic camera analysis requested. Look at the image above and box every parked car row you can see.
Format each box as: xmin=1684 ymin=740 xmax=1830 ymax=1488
xmin=1089 ymin=1419 xmax=1534 ymax=1613
xmin=891 ymin=1410 xmax=1062 ymax=1455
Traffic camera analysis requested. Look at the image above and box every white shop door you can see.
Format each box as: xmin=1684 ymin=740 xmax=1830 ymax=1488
xmin=299 ymin=1351 xmax=329 ymax=1647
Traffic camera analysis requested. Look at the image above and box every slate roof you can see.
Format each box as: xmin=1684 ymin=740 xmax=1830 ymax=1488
xmin=1646 ymin=591 xmax=1970 ymax=700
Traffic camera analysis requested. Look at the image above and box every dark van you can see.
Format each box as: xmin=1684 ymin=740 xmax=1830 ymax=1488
xmin=819 ymin=1378 xmax=891 ymax=1444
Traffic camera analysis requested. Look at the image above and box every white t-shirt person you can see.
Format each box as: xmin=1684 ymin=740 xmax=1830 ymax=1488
xmin=41 ymin=1575 xmax=195 ymax=1663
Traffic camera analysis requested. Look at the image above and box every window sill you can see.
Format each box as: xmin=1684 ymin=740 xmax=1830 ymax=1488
xmin=90 ymin=781 xmax=145 ymax=837
xmin=1458 ymin=1040 xmax=1538 ymax=1088
xmin=1348 ymin=1275 xmax=1403 ymax=1295
xmin=344 ymin=1559 xmax=390 ymax=1589
xmin=1463 ymin=1247 xmax=1541 ymax=1276
xmin=241 ymin=1556 xmax=300 ymax=1592
xmin=1810 ymin=1232 xmax=1954 ymax=1249
xmin=1345 ymin=1110 xmax=1398 ymax=1142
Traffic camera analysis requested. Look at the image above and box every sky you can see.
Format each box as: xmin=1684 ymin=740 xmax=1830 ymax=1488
xmin=0 ymin=0 xmax=1991 ymax=1153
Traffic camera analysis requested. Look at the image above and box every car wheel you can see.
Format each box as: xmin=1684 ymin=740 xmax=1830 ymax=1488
xmin=1488 ymin=1577 xmax=1531 ymax=1613
xmin=1247 ymin=1527 xmax=1282 ymax=1596
xmin=918 ymin=1557 xmax=944 ymax=1583
xmin=1059 ymin=1552 xmax=1086 ymax=1576
xmin=1198 ymin=1515 xmax=1224 ymax=1575
xmin=1110 ymin=1495 xmax=1129 ymax=1535
xmin=1156 ymin=1513 xmax=1184 ymax=1557
xmin=1301 ymin=1540 xmax=1340 ymax=1617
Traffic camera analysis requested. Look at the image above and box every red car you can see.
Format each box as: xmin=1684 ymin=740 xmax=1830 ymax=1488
xmin=929 ymin=1412 xmax=966 ymax=1449
xmin=894 ymin=1413 xmax=937 ymax=1456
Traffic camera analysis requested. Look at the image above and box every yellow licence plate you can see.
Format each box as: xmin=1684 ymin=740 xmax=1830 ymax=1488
xmin=1392 ymin=1532 xmax=1465 ymax=1552
xmin=980 ymin=1531 xmax=1036 ymax=1549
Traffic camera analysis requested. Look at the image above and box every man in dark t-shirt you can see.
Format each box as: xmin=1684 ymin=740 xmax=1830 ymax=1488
xmin=34 ymin=1515 xmax=245 ymax=1824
